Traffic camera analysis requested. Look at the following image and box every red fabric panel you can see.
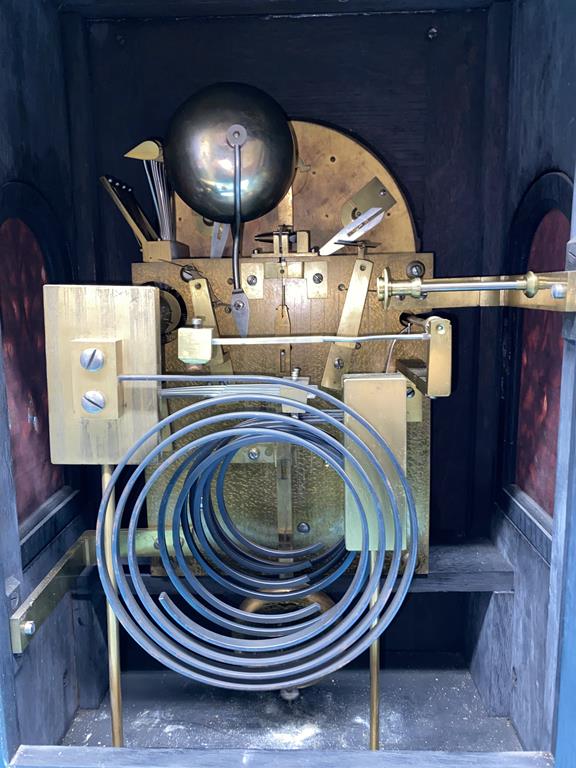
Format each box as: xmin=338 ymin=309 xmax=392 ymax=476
xmin=516 ymin=209 xmax=571 ymax=516
xmin=0 ymin=218 xmax=62 ymax=523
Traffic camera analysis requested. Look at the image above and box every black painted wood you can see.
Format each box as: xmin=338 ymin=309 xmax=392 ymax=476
xmin=19 ymin=489 xmax=80 ymax=569
xmin=14 ymin=597 xmax=78 ymax=747
xmin=546 ymin=244 xmax=576 ymax=753
xmin=412 ymin=540 xmax=514 ymax=592
xmin=467 ymin=590 xmax=514 ymax=716
xmin=54 ymin=0 xmax=501 ymax=18
xmin=117 ymin=540 xmax=514 ymax=597
xmin=492 ymin=510 xmax=552 ymax=751
xmin=0 ymin=325 xmax=21 ymax=768
xmin=11 ymin=746 xmax=554 ymax=768
xmin=501 ymin=486 xmax=552 ymax=565
xmin=59 ymin=13 xmax=100 ymax=282
xmin=470 ymin=0 xmax=511 ymax=538
xmin=421 ymin=10 xmax=486 ymax=538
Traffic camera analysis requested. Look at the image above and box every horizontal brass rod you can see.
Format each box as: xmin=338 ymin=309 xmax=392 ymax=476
xmin=211 ymin=333 xmax=429 ymax=346
xmin=419 ymin=279 xmax=527 ymax=293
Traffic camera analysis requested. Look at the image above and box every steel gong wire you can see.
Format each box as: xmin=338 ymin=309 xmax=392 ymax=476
xmin=96 ymin=375 xmax=418 ymax=690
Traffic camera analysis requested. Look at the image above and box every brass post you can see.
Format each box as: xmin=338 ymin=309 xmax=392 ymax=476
xmin=369 ymin=550 xmax=380 ymax=750
xmin=102 ymin=464 xmax=124 ymax=747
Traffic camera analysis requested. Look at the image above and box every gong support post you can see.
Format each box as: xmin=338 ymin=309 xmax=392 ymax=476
xmin=102 ymin=464 xmax=124 ymax=748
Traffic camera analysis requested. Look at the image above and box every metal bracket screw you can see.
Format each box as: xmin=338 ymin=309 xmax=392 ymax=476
xmin=21 ymin=621 xmax=36 ymax=636
xmin=246 ymin=274 xmax=258 ymax=286
xmin=81 ymin=391 xmax=106 ymax=413
xmin=333 ymin=358 xmax=345 ymax=370
xmin=312 ymin=273 xmax=324 ymax=284
xmin=79 ymin=348 xmax=105 ymax=372
xmin=406 ymin=387 xmax=416 ymax=399
xmin=551 ymin=283 xmax=567 ymax=299
xmin=180 ymin=267 xmax=195 ymax=283
xmin=406 ymin=261 xmax=425 ymax=279
xmin=247 ymin=447 xmax=261 ymax=461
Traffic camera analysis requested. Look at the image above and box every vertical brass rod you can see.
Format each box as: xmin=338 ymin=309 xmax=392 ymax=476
xmin=369 ymin=550 xmax=380 ymax=750
xmin=102 ymin=464 xmax=124 ymax=748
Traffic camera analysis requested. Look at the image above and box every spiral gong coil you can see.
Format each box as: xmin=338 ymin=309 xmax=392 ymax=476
xmin=96 ymin=376 xmax=417 ymax=691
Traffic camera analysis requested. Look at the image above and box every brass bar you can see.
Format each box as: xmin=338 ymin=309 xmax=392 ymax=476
xmin=212 ymin=333 xmax=428 ymax=346
xmin=322 ymin=258 xmax=374 ymax=390
xmin=276 ymin=444 xmax=293 ymax=547
xmin=103 ymin=464 xmax=124 ymax=748
xmin=369 ymin=550 xmax=380 ymax=751
xmin=420 ymin=278 xmax=528 ymax=293
xmin=9 ymin=532 xmax=91 ymax=654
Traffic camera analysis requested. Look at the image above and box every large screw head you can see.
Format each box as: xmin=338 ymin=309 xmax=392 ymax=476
xmin=333 ymin=357 xmax=345 ymax=370
xmin=180 ymin=267 xmax=195 ymax=283
xmin=79 ymin=348 xmax=105 ymax=372
xmin=246 ymin=274 xmax=258 ymax=287
xmin=312 ymin=273 xmax=324 ymax=284
xmin=406 ymin=261 xmax=425 ymax=279
xmin=247 ymin=447 xmax=260 ymax=461
xmin=81 ymin=390 xmax=106 ymax=413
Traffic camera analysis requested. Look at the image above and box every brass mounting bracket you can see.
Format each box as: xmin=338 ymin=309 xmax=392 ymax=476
xmin=9 ymin=528 xmax=201 ymax=654
xmin=396 ymin=315 xmax=452 ymax=398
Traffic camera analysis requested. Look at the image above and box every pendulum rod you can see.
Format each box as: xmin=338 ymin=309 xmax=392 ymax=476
xmin=103 ymin=464 xmax=124 ymax=747
xmin=369 ymin=550 xmax=380 ymax=750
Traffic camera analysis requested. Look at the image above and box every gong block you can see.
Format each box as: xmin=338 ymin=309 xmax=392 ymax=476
xmin=343 ymin=374 xmax=408 ymax=552
xmin=44 ymin=284 xmax=161 ymax=465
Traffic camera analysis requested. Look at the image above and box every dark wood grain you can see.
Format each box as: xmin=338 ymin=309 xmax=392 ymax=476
xmin=468 ymin=590 xmax=514 ymax=716
xmin=55 ymin=0 xmax=500 ymax=18
xmin=470 ymin=0 xmax=510 ymax=537
xmin=120 ymin=540 xmax=514 ymax=597
xmin=0 ymin=324 xmax=21 ymax=767
xmin=492 ymin=511 xmax=551 ymax=751
xmin=60 ymin=13 xmax=100 ymax=282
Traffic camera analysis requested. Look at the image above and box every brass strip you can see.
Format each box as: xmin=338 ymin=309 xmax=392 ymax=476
xmin=9 ymin=535 xmax=92 ymax=654
xmin=275 ymin=444 xmax=293 ymax=541
xmin=103 ymin=464 xmax=124 ymax=748
xmin=277 ymin=186 xmax=294 ymax=228
xmin=275 ymin=304 xmax=292 ymax=374
xmin=322 ymin=258 xmax=374 ymax=390
xmin=369 ymin=550 xmax=380 ymax=751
